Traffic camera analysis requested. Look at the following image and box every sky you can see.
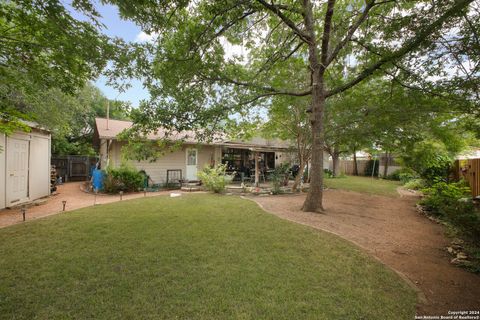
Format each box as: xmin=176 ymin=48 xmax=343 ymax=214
xmin=74 ymin=3 xmax=151 ymax=107
xmin=70 ymin=2 xmax=244 ymax=108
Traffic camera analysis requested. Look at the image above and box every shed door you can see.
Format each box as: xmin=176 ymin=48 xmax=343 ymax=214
xmin=186 ymin=148 xmax=198 ymax=181
xmin=6 ymin=138 xmax=29 ymax=205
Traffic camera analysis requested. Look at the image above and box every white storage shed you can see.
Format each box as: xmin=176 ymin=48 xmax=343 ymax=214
xmin=0 ymin=123 xmax=51 ymax=209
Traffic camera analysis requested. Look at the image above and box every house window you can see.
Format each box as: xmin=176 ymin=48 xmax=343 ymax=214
xmin=187 ymin=149 xmax=197 ymax=165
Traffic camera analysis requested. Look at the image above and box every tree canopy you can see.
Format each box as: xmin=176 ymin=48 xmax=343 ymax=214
xmin=106 ymin=0 xmax=476 ymax=211
xmin=0 ymin=0 xmax=117 ymax=133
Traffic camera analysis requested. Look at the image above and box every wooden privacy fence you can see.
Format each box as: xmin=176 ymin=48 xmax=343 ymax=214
xmin=336 ymin=160 xmax=369 ymax=175
xmin=458 ymin=158 xmax=480 ymax=198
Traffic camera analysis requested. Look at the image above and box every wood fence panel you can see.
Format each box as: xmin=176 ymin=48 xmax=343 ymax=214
xmin=337 ymin=160 xmax=369 ymax=175
xmin=458 ymin=158 xmax=480 ymax=198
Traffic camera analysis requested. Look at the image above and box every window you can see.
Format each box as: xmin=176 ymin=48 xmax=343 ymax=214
xmin=187 ymin=149 xmax=197 ymax=165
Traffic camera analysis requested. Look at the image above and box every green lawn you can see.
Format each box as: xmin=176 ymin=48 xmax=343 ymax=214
xmin=0 ymin=195 xmax=415 ymax=319
xmin=325 ymin=175 xmax=402 ymax=197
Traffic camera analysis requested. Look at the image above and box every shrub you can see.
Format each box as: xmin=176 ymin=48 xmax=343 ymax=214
xmin=403 ymin=179 xmax=425 ymax=190
xmin=103 ymin=165 xmax=145 ymax=193
xmin=270 ymin=163 xmax=291 ymax=194
xmin=323 ymin=169 xmax=334 ymax=179
xmin=420 ymin=180 xmax=471 ymax=215
xmin=444 ymin=202 xmax=480 ymax=243
xmin=197 ymin=164 xmax=234 ymax=193
xmin=401 ymin=140 xmax=453 ymax=184
xmin=421 ymin=180 xmax=480 ymax=243
xmin=387 ymin=168 xmax=418 ymax=183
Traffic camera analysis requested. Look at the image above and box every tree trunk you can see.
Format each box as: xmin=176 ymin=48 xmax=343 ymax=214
xmin=302 ymin=0 xmax=331 ymax=213
xmin=383 ymin=151 xmax=389 ymax=178
xmin=302 ymin=97 xmax=325 ymax=212
xmin=292 ymin=160 xmax=305 ymax=192
xmin=353 ymin=146 xmax=358 ymax=176
xmin=332 ymin=151 xmax=340 ymax=177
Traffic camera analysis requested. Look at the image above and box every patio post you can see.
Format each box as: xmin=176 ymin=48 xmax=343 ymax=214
xmin=254 ymin=151 xmax=259 ymax=187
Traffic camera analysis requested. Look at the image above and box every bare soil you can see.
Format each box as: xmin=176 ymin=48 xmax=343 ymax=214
xmin=249 ymin=190 xmax=480 ymax=316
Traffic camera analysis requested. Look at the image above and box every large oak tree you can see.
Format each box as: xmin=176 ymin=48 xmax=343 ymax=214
xmin=109 ymin=0 xmax=475 ymax=212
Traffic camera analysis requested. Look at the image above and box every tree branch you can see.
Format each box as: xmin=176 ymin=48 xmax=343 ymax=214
xmin=326 ymin=0 xmax=375 ymax=67
xmin=256 ymin=0 xmax=311 ymax=43
xmin=239 ymin=89 xmax=312 ymax=106
xmin=326 ymin=0 xmax=474 ymax=98
xmin=319 ymin=0 xmax=336 ymax=74
xmin=202 ymin=75 xmax=311 ymax=97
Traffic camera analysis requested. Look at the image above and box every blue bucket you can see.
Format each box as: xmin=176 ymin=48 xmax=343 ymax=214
xmin=92 ymin=169 xmax=105 ymax=191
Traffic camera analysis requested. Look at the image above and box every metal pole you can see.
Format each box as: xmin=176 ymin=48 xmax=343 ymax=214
xmin=21 ymin=206 xmax=26 ymax=222
xmin=254 ymin=151 xmax=259 ymax=187
xmin=106 ymin=100 xmax=110 ymax=130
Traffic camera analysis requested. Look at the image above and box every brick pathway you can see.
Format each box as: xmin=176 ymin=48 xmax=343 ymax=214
xmin=0 ymin=182 xmax=173 ymax=228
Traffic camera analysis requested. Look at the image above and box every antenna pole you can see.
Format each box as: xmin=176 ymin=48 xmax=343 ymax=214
xmin=106 ymin=100 xmax=110 ymax=130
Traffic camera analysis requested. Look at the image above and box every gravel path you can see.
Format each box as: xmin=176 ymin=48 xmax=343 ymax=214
xmin=248 ymin=190 xmax=480 ymax=316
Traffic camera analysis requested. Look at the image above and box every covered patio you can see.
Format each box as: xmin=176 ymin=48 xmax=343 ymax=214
xmin=220 ymin=142 xmax=294 ymax=187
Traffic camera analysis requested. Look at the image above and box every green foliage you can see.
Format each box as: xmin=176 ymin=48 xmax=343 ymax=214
xmin=402 ymin=140 xmax=454 ymax=184
xmin=103 ymin=165 xmax=144 ymax=193
xmin=323 ymin=169 xmax=335 ymax=179
xmin=119 ymin=131 xmax=182 ymax=162
xmin=421 ymin=181 xmax=471 ymax=215
xmin=421 ymin=181 xmax=480 ymax=243
xmin=387 ymin=168 xmax=418 ymax=183
xmin=0 ymin=0 xmax=116 ymax=134
xmin=197 ymin=164 xmax=234 ymax=193
xmin=42 ymin=84 xmax=130 ymax=156
xmin=403 ymin=179 xmax=426 ymax=190
xmin=270 ymin=163 xmax=291 ymax=195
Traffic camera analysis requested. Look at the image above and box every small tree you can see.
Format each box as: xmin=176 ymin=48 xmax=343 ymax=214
xmin=197 ymin=164 xmax=235 ymax=193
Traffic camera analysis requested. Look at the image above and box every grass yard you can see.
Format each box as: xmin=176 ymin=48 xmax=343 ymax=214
xmin=325 ymin=175 xmax=402 ymax=197
xmin=0 ymin=194 xmax=415 ymax=319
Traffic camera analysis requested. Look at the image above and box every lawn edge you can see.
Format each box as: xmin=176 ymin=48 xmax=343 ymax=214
xmin=240 ymin=195 xmax=427 ymax=307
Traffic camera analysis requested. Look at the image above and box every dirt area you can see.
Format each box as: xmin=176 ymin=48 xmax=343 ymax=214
xmin=0 ymin=182 xmax=172 ymax=228
xmin=249 ymin=190 xmax=480 ymax=316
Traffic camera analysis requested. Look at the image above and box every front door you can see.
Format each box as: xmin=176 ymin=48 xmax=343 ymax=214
xmin=186 ymin=148 xmax=198 ymax=181
xmin=6 ymin=137 xmax=30 ymax=205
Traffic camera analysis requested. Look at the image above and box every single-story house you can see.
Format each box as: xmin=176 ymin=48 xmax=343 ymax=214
xmin=93 ymin=118 xmax=329 ymax=185
xmin=0 ymin=122 xmax=51 ymax=209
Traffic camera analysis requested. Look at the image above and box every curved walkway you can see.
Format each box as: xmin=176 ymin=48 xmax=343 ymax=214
xmin=0 ymin=182 xmax=173 ymax=228
xmin=248 ymin=190 xmax=480 ymax=316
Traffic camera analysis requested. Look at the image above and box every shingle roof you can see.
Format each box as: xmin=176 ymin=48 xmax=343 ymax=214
xmin=94 ymin=118 xmax=293 ymax=150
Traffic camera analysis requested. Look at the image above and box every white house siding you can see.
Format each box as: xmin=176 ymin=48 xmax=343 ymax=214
xmin=106 ymin=141 xmax=221 ymax=184
xmin=323 ymin=152 xmax=330 ymax=170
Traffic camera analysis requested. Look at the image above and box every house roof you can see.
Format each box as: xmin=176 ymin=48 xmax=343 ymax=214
xmin=95 ymin=118 xmax=206 ymax=143
xmin=18 ymin=120 xmax=50 ymax=134
xmin=94 ymin=118 xmax=293 ymax=150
